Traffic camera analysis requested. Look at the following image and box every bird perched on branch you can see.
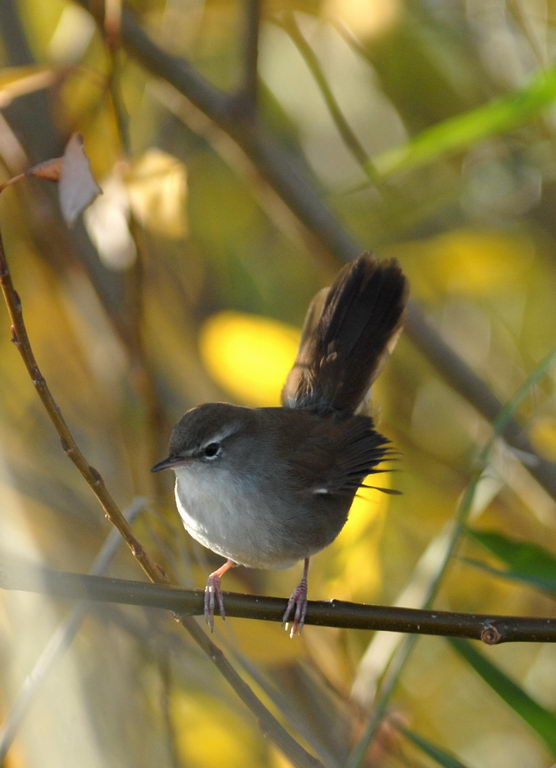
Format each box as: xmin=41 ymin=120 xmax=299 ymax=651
xmin=152 ymin=253 xmax=408 ymax=636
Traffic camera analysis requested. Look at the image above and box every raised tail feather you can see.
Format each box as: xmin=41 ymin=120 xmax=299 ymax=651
xmin=282 ymin=253 xmax=408 ymax=416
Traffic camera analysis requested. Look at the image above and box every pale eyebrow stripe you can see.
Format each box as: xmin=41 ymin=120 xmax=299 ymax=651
xmin=203 ymin=423 xmax=242 ymax=446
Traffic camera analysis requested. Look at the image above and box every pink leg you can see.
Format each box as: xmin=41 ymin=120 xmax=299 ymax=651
xmin=283 ymin=558 xmax=310 ymax=638
xmin=204 ymin=559 xmax=236 ymax=631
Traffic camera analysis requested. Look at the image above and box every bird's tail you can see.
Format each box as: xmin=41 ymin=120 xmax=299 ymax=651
xmin=282 ymin=253 xmax=408 ymax=416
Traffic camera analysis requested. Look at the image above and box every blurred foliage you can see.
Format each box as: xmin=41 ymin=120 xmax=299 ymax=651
xmin=466 ymin=528 xmax=556 ymax=594
xmin=0 ymin=0 xmax=556 ymax=767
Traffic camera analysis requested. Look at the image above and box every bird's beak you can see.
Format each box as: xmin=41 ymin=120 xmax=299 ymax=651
xmin=151 ymin=456 xmax=182 ymax=473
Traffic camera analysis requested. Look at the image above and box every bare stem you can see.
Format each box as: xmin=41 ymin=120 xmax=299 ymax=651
xmin=239 ymin=0 xmax=262 ymax=116
xmin=127 ymin=217 xmax=169 ymax=489
xmin=1 ymin=561 xmax=555 ymax=644
xmin=279 ymin=12 xmax=384 ymax=189
xmin=0 ymin=228 xmax=322 ymax=768
xmin=0 ymin=230 xmax=163 ymax=585
xmin=102 ymin=25 xmax=170 ymax=492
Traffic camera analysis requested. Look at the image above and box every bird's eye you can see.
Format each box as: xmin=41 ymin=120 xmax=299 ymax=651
xmin=203 ymin=442 xmax=221 ymax=459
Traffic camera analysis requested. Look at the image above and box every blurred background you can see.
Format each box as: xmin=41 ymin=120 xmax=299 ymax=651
xmin=1 ymin=0 xmax=556 ymax=766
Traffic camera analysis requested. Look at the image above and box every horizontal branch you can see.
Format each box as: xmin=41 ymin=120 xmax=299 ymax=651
xmin=3 ymin=558 xmax=555 ymax=645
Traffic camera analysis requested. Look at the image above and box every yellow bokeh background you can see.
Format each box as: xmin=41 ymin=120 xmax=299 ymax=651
xmin=199 ymin=311 xmax=300 ymax=406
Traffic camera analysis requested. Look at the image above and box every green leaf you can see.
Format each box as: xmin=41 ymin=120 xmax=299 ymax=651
xmin=399 ymin=725 xmax=471 ymax=768
xmin=461 ymin=557 xmax=556 ymax=595
xmin=373 ymin=67 xmax=556 ymax=176
xmin=465 ymin=529 xmax=556 ymax=595
xmin=449 ymin=638 xmax=556 ymax=755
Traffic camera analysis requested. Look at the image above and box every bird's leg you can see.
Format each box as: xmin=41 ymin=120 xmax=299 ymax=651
xmin=204 ymin=559 xmax=236 ymax=631
xmin=283 ymin=557 xmax=310 ymax=638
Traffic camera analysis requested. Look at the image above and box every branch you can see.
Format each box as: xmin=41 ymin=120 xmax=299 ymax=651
xmin=405 ymin=303 xmax=556 ymax=498
xmin=0 ymin=229 xmax=322 ymax=768
xmin=74 ymin=0 xmax=556 ymax=503
xmin=238 ymin=0 xmax=262 ymax=116
xmin=0 ymin=232 xmax=159 ymax=582
xmin=2 ymin=561 xmax=555 ymax=645
xmin=101 ymin=22 xmax=170 ymax=489
xmin=279 ymin=12 xmax=383 ymax=187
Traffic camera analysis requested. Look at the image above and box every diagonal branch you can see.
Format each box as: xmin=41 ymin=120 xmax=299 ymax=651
xmin=279 ymin=11 xmax=383 ymax=187
xmin=74 ymin=0 xmax=556 ymax=503
xmin=0 ymin=228 xmax=322 ymax=768
xmin=0 ymin=230 xmax=159 ymax=583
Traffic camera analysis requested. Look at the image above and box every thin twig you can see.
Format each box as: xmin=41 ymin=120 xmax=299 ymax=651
xmin=279 ymin=12 xmax=384 ymax=189
xmin=127 ymin=217 xmax=169 ymax=491
xmin=158 ymin=653 xmax=182 ymax=768
xmin=102 ymin=25 xmax=169 ymax=492
xmin=102 ymin=0 xmax=131 ymax=159
xmin=0 ymin=230 xmax=160 ymax=583
xmin=0 ymin=228 xmax=322 ymax=768
xmin=1 ymin=562 xmax=555 ymax=644
xmin=507 ymin=0 xmax=548 ymax=70
xmin=238 ymin=0 xmax=262 ymax=116
xmin=73 ymin=0 xmax=556 ymax=503
xmin=405 ymin=303 xmax=556 ymax=500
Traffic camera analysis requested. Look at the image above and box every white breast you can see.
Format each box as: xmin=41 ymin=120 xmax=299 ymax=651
xmin=173 ymin=466 xmax=299 ymax=570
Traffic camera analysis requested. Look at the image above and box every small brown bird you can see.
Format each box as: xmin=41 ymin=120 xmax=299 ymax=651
xmin=152 ymin=254 xmax=408 ymax=635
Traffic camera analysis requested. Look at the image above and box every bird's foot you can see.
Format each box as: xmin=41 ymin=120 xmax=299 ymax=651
xmin=204 ymin=559 xmax=236 ymax=631
xmin=283 ymin=580 xmax=308 ymax=637
xmin=283 ymin=567 xmax=309 ymax=639
xmin=204 ymin=573 xmax=225 ymax=631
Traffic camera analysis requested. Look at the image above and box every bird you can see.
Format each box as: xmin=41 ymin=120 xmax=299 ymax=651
xmin=151 ymin=253 xmax=408 ymax=636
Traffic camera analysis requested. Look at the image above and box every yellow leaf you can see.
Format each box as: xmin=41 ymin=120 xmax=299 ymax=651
xmin=199 ymin=311 xmax=300 ymax=406
xmin=126 ymin=149 xmax=188 ymax=238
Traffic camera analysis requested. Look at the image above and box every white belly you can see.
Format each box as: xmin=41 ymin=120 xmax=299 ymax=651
xmin=173 ymin=471 xmax=300 ymax=569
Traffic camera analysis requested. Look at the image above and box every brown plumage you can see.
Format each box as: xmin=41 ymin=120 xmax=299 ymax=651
xmin=152 ymin=253 xmax=409 ymax=634
xmin=282 ymin=253 xmax=408 ymax=416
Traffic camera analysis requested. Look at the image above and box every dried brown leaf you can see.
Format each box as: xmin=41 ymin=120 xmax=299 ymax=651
xmin=26 ymin=157 xmax=64 ymax=182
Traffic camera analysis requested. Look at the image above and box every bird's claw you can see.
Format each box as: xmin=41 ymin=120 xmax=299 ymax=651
xmin=204 ymin=573 xmax=226 ymax=631
xmin=283 ymin=578 xmax=308 ymax=638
